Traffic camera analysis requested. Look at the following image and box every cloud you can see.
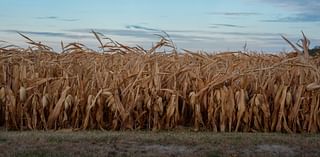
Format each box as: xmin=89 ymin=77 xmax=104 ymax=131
xmin=207 ymin=12 xmax=261 ymax=16
xmin=125 ymin=25 xmax=161 ymax=32
xmin=1 ymin=27 xmax=282 ymax=45
xmin=36 ymin=16 xmax=79 ymax=22
xmin=60 ymin=18 xmax=79 ymax=22
xmin=201 ymin=31 xmax=279 ymax=37
xmin=0 ymin=27 xmax=290 ymax=52
xmin=1 ymin=30 xmax=91 ymax=39
xmin=66 ymin=27 xmax=282 ymax=44
xmin=68 ymin=28 xmax=220 ymax=42
xmin=255 ymin=0 xmax=320 ymax=22
xmin=36 ymin=16 xmax=58 ymax=19
xmin=256 ymin=0 xmax=320 ymax=12
xmin=263 ymin=13 xmax=320 ymax=22
xmin=68 ymin=28 xmax=157 ymax=40
xmin=210 ymin=24 xmax=245 ymax=28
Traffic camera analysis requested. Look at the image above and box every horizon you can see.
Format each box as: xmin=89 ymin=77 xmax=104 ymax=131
xmin=0 ymin=0 xmax=319 ymax=52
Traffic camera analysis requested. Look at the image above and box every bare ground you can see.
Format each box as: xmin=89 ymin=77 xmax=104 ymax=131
xmin=0 ymin=129 xmax=320 ymax=157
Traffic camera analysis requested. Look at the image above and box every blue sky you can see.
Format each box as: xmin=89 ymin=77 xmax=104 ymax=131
xmin=0 ymin=0 xmax=319 ymax=52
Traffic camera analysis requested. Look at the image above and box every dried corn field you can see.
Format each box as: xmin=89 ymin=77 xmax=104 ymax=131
xmin=1 ymin=34 xmax=320 ymax=133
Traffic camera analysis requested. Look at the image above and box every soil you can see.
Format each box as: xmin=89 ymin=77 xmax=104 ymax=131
xmin=0 ymin=129 xmax=319 ymax=157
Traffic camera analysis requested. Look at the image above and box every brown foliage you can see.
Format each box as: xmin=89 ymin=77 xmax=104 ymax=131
xmin=1 ymin=32 xmax=320 ymax=133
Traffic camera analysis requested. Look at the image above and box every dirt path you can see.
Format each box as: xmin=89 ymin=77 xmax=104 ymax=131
xmin=0 ymin=130 xmax=319 ymax=157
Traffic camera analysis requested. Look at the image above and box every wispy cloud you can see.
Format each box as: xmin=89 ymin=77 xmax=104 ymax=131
xmin=210 ymin=24 xmax=245 ymax=28
xmin=196 ymin=31 xmax=279 ymax=37
xmin=36 ymin=16 xmax=58 ymax=19
xmin=67 ymin=28 xmax=229 ymax=43
xmin=67 ymin=27 xmax=281 ymax=42
xmin=207 ymin=12 xmax=261 ymax=16
xmin=1 ymin=30 xmax=91 ymax=39
xmin=60 ymin=19 xmax=79 ymax=22
xmin=257 ymin=0 xmax=320 ymax=23
xmin=256 ymin=0 xmax=320 ymax=12
xmin=0 ymin=28 xmax=292 ymax=52
xmin=125 ymin=25 xmax=160 ymax=32
xmin=1 ymin=27 xmax=282 ymax=44
xmin=68 ymin=28 xmax=156 ymax=40
xmin=36 ymin=16 xmax=80 ymax=22
xmin=263 ymin=13 xmax=320 ymax=22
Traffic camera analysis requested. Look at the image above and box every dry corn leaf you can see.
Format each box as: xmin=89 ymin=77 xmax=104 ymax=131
xmin=47 ymin=86 xmax=71 ymax=129
xmin=306 ymin=82 xmax=320 ymax=91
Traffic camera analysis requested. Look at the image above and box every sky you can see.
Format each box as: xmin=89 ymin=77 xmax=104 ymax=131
xmin=0 ymin=0 xmax=319 ymax=52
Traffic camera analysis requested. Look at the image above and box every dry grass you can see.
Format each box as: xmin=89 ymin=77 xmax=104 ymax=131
xmin=1 ymin=131 xmax=320 ymax=157
xmin=0 ymin=32 xmax=320 ymax=133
